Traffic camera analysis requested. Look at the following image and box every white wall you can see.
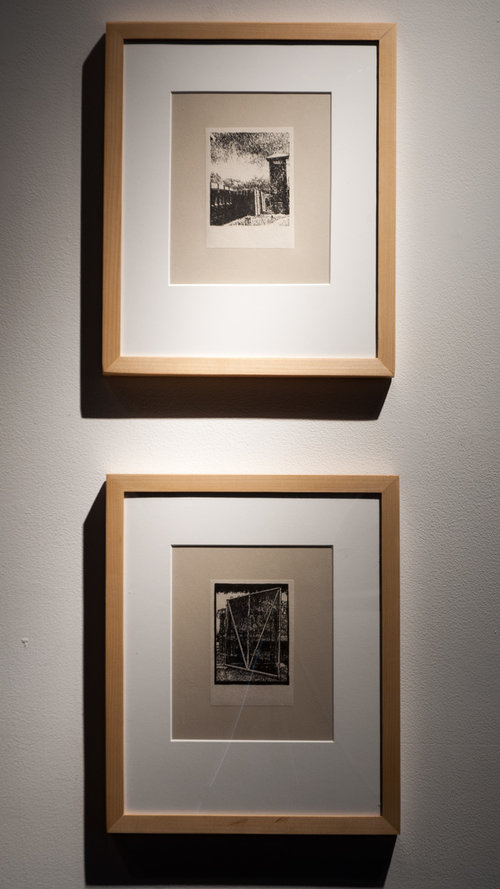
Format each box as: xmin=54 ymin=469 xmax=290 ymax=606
xmin=1 ymin=1 xmax=499 ymax=887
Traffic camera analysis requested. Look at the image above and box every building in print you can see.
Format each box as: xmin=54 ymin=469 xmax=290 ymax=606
xmin=266 ymin=153 xmax=290 ymax=214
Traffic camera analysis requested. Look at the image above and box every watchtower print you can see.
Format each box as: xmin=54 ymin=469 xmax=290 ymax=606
xmin=208 ymin=129 xmax=291 ymax=229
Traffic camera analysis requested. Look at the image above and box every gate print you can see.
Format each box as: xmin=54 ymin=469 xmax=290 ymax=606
xmin=215 ymin=583 xmax=289 ymax=684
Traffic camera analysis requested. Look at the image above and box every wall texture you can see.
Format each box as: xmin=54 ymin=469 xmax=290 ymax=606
xmin=1 ymin=1 xmax=499 ymax=887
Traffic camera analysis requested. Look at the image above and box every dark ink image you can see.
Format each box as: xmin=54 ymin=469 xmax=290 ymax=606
xmin=214 ymin=583 xmax=290 ymax=685
xmin=209 ymin=129 xmax=291 ymax=228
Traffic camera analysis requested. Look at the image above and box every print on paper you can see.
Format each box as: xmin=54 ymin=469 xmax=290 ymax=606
xmin=214 ymin=582 xmax=290 ymax=685
xmin=207 ymin=128 xmax=293 ymax=248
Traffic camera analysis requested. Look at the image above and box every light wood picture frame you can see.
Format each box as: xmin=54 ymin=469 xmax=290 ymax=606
xmin=103 ymin=23 xmax=396 ymax=378
xmin=106 ymin=474 xmax=400 ymax=834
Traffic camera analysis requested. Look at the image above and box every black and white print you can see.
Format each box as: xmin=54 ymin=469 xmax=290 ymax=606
xmin=214 ymin=582 xmax=290 ymax=685
xmin=207 ymin=127 xmax=294 ymax=248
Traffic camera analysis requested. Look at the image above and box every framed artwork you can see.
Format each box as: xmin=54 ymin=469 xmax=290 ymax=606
xmin=106 ymin=474 xmax=400 ymax=833
xmin=103 ymin=23 xmax=396 ymax=377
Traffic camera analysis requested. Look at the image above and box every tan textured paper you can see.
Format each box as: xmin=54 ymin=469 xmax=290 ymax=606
xmin=172 ymin=546 xmax=333 ymax=740
xmin=170 ymin=93 xmax=331 ymax=284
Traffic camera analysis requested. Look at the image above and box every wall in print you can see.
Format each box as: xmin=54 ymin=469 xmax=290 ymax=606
xmin=207 ymin=128 xmax=293 ymax=247
xmin=214 ymin=582 xmax=289 ymax=685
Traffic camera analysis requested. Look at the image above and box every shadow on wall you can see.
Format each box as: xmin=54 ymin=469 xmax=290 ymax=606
xmin=80 ymin=38 xmax=390 ymax=421
xmin=83 ymin=485 xmax=396 ymax=886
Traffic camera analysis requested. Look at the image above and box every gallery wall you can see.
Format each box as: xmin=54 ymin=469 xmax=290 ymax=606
xmin=1 ymin=0 xmax=499 ymax=887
